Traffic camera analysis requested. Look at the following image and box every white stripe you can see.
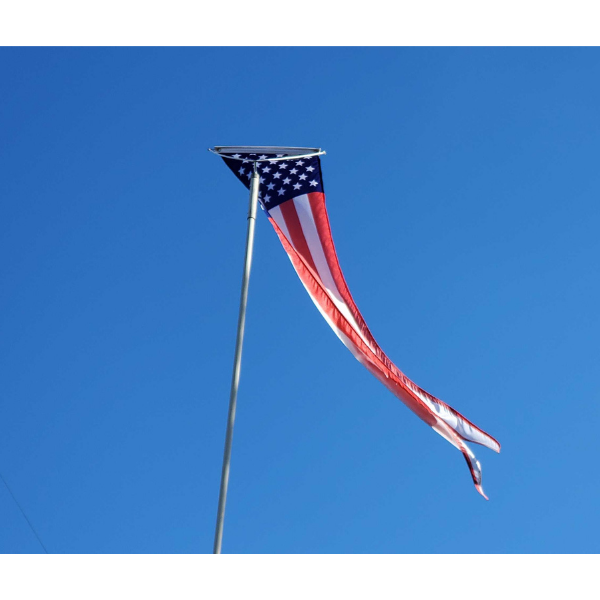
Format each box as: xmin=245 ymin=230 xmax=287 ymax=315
xmin=269 ymin=205 xmax=293 ymax=248
xmin=272 ymin=197 xmax=495 ymax=497
xmin=293 ymin=195 xmax=376 ymax=353
xmin=293 ymin=195 xmax=342 ymax=301
xmin=290 ymin=255 xmax=370 ymax=364
xmin=409 ymin=384 xmax=499 ymax=452
xmin=282 ymin=198 xmax=497 ymax=454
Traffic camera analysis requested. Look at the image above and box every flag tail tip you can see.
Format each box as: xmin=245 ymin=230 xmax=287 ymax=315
xmin=479 ymin=436 xmax=501 ymax=453
xmin=486 ymin=439 xmax=501 ymax=454
xmin=475 ymin=484 xmax=489 ymax=500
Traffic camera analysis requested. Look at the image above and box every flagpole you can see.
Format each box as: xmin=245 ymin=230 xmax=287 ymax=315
xmin=213 ymin=162 xmax=260 ymax=554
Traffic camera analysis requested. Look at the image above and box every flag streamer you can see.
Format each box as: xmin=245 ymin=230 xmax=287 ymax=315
xmin=221 ymin=151 xmax=499 ymax=498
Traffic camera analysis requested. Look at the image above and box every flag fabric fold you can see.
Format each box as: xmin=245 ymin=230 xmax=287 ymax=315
xmin=221 ymin=151 xmax=500 ymax=498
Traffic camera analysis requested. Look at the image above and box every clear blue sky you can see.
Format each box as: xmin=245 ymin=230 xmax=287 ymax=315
xmin=1 ymin=47 xmax=599 ymax=553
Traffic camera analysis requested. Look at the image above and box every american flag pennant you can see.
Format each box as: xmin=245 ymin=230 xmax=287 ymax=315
xmin=220 ymin=150 xmax=500 ymax=499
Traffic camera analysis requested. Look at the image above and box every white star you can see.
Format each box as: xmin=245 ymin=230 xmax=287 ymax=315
xmin=299 ymin=174 xmax=307 ymax=180
xmin=278 ymin=188 xmax=286 ymax=196
xmin=262 ymin=166 xmax=271 ymax=173
xmin=267 ymin=182 xmax=275 ymax=190
xmin=232 ymin=154 xmax=241 ymax=159
xmin=276 ymin=154 xmax=284 ymax=157
xmin=246 ymin=172 xmax=251 ymax=179
xmin=293 ymin=183 xmax=301 ymax=190
xmin=290 ymin=168 xmax=298 ymax=175
xmin=238 ymin=167 xmax=245 ymax=175
xmin=283 ymin=177 xmax=291 ymax=185
xmin=259 ymin=154 xmax=267 ymax=159
xmin=243 ymin=160 xmax=250 ymax=164
xmin=296 ymin=160 xmax=304 ymax=166
xmin=309 ymin=180 xmax=318 ymax=186
xmin=279 ymin=162 xmax=288 ymax=169
xmin=264 ymin=194 xmax=271 ymax=202
xmin=306 ymin=166 xmax=315 ymax=172
xmin=273 ymin=172 xmax=281 ymax=179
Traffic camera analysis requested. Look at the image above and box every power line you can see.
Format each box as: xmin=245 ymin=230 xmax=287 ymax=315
xmin=0 ymin=471 xmax=49 ymax=554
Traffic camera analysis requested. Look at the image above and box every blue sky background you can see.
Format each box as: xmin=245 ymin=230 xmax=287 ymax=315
xmin=1 ymin=47 xmax=599 ymax=553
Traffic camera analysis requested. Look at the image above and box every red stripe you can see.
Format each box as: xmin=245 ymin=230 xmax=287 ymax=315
xmin=269 ymin=197 xmax=498 ymax=497
xmin=269 ymin=215 xmax=437 ymax=427
xmin=269 ymin=213 xmax=492 ymax=497
xmin=306 ymin=192 xmax=500 ymax=452
xmin=307 ymin=193 xmax=362 ymax=319
xmin=307 ymin=193 xmax=386 ymax=360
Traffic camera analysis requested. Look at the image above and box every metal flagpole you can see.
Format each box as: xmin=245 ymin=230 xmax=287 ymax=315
xmin=213 ymin=161 xmax=260 ymax=554
xmin=210 ymin=146 xmax=323 ymax=553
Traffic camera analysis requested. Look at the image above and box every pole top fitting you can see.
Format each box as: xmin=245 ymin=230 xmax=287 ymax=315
xmin=208 ymin=146 xmax=326 ymax=163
